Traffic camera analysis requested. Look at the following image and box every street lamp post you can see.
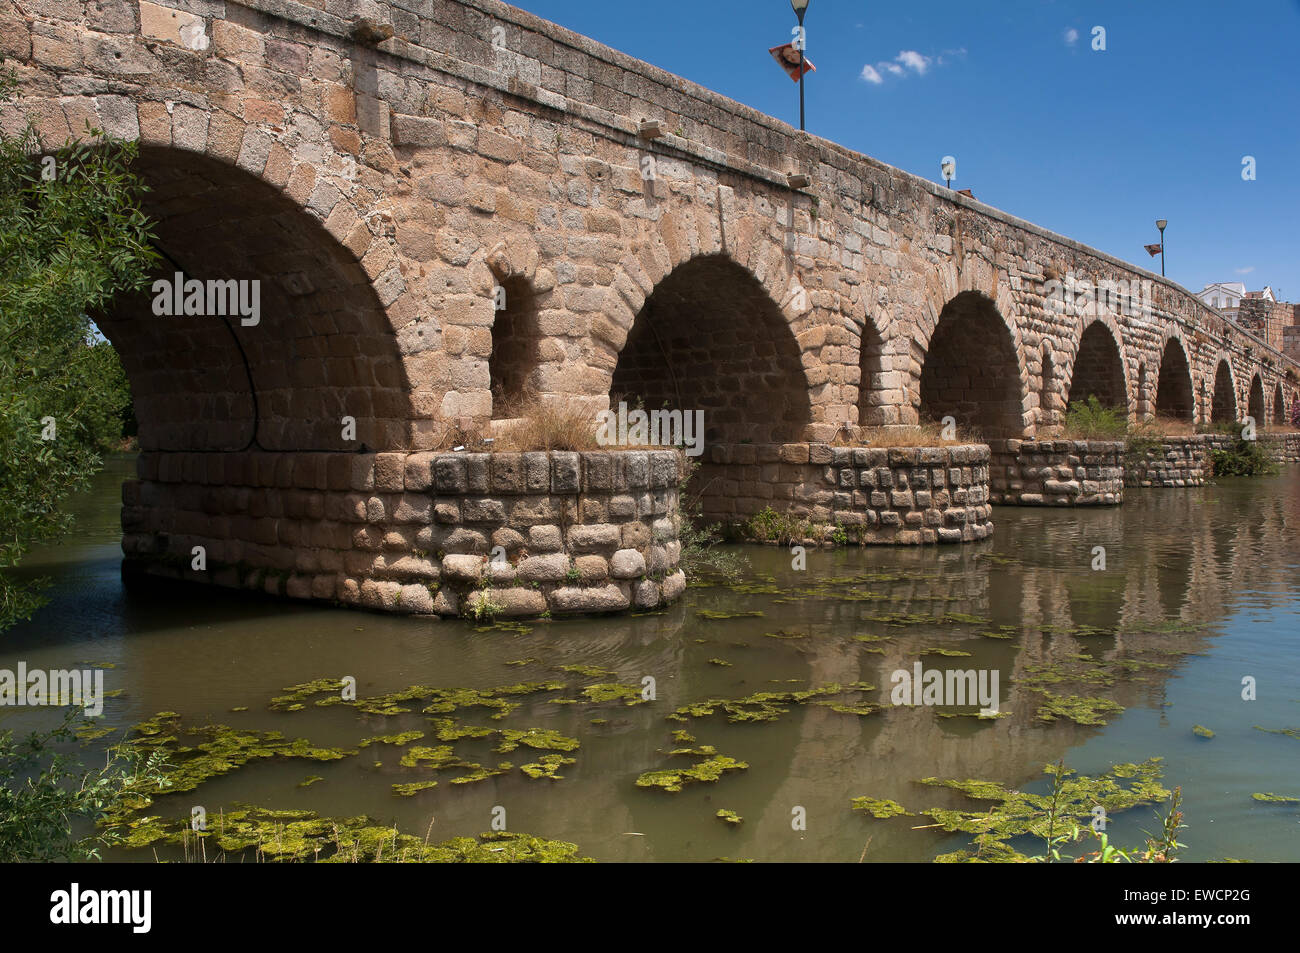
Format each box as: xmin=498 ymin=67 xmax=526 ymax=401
xmin=791 ymin=0 xmax=809 ymax=131
xmin=1156 ymin=219 xmax=1167 ymax=277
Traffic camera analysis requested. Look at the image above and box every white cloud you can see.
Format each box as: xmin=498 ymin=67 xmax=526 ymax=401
xmin=895 ymin=50 xmax=930 ymax=74
xmin=1235 ymin=266 xmax=1256 ymax=275
xmin=860 ymin=64 xmax=883 ymax=84
xmin=1064 ymin=28 xmax=1079 ymax=46
xmin=884 ymin=62 xmax=904 ymax=75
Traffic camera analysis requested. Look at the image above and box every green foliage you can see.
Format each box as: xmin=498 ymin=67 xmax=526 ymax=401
xmin=0 ymin=64 xmax=157 ymax=630
xmin=1209 ymin=436 xmax=1277 ymax=477
xmin=1064 ymin=395 xmax=1128 ymax=440
xmin=675 ymin=458 xmax=747 ymax=583
xmin=0 ymin=710 xmax=168 ymax=861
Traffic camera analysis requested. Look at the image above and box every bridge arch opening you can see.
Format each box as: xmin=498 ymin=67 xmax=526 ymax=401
xmin=918 ymin=291 xmax=1024 ymax=440
xmin=1067 ymin=321 xmax=1127 ymax=414
xmin=1274 ymin=383 xmax=1288 ymax=427
xmin=489 ymin=275 xmax=545 ymax=416
xmin=98 ymin=147 xmax=409 ymax=452
xmin=1154 ymin=338 xmax=1194 ymax=422
xmin=1211 ymin=360 xmax=1237 ymax=424
xmin=1247 ymin=374 xmax=1265 ymax=428
xmin=609 ymin=254 xmax=810 ymax=445
xmin=856 ymin=318 xmax=888 ymax=427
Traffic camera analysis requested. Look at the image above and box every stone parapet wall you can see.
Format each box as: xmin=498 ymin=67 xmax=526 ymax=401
xmin=695 ymin=443 xmax=993 ymax=544
xmin=989 ymin=439 xmax=1125 ymax=505
xmin=1124 ymin=438 xmax=1208 ymax=488
xmin=122 ymin=448 xmax=685 ymax=618
xmin=1123 ymin=432 xmax=1299 ymax=487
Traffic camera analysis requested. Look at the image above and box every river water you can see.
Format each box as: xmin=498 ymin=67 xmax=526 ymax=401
xmin=3 ymin=454 xmax=1298 ymax=862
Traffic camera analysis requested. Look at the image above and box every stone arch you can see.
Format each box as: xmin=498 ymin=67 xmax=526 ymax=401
xmin=1247 ymin=374 xmax=1265 ymax=428
xmin=97 ymin=146 xmax=409 ymax=452
xmin=608 ymin=253 xmax=812 ymax=445
xmin=1274 ymin=382 xmax=1287 ymax=427
xmin=856 ymin=315 xmax=889 ymax=427
xmin=1154 ymin=335 xmax=1194 ymax=421
xmin=1212 ymin=358 xmax=1238 ymax=424
xmin=1067 ymin=318 xmax=1128 ymax=414
xmin=917 ymin=290 xmax=1027 ymax=440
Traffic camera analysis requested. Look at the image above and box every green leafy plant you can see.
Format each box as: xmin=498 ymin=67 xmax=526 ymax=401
xmin=0 ymin=710 xmax=169 ymax=861
xmin=1210 ymin=436 xmax=1276 ymax=477
xmin=0 ymin=64 xmax=158 ymax=630
xmin=1064 ymin=396 xmax=1128 ymax=440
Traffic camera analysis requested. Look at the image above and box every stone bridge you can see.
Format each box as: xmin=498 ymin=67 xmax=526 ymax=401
xmin=6 ymin=0 xmax=1298 ymax=613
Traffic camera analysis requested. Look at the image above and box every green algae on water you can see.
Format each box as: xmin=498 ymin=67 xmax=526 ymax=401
xmin=1192 ymin=725 xmax=1215 ymax=739
xmin=521 ymin=754 xmax=576 ymax=780
xmin=696 ymin=609 xmax=764 ymax=620
xmin=850 ymin=796 xmax=912 ymax=818
xmin=707 ymin=657 xmax=733 ymax=666
xmin=635 ymin=756 xmax=748 ymax=792
xmin=298 ymin=775 xmax=323 ymax=788
xmin=1251 ymin=792 xmax=1300 ymax=804
xmin=1034 ymin=691 xmax=1124 ymax=726
xmin=716 ymin=809 xmax=743 ymax=825
xmin=495 ymin=728 xmax=580 ymax=753
xmin=580 ymin=683 xmax=645 ymax=705
xmin=558 ymin=664 xmax=617 ymax=678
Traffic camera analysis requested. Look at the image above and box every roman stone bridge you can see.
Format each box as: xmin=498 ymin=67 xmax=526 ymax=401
xmin=7 ymin=0 xmax=1298 ymax=614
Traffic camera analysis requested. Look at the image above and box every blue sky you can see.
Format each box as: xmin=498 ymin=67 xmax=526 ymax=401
xmin=512 ymin=0 xmax=1300 ymax=300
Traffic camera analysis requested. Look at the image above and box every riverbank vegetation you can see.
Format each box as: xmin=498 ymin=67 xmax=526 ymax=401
xmin=0 ymin=65 xmax=155 ymax=631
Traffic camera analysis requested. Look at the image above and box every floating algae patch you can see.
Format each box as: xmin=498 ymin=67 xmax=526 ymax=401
xmin=763 ymin=629 xmax=807 ymax=640
xmin=298 ymin=775 xmax=323 ymax=788
xmin=427 ymin=720 xmax=497 ymax=742
xmin=107 ymin=806 xmax=591 ymax=862
xmin=635 ymin=756 xmax=748 ymax=792
xmin=1034 ymin=691 xmax=1124 ymax=726
xmin=1193 ymin=725 xmax=1215 ymax=739
xmin=866 ymin=612 xmax=989 ymax=627
xmin=270 ymin=677 xmax=348 ymax=711
xmin=473 ymin=620 xmax=533 ymax=635
xmin=850 ymin=796 xmax=912 ymax=818
xmin=914 ymin=759 xmax=1171 ymax=863
xmin=521 ymin=754 xmax=576 ymax=780
xmin=399 ymin=745 xmax=464 ymax=769
xmin=110 ymin=712 xmax=357 ymax=802
xmin=707 ymin=658 xmax=733 ymax=667
xmin=666 ymin=684 xmax=851 ymax=724
xmin=505 ymin=658 xmax=538 ymax=667
xmin=696 ymin=609 xmax=765 ymax=620
xmin=1252 ymin=793 xmax=1300 ymax=804
xmin=671 ymin=729 xmax=696 ymax=744
xmin=449 ymin=762 xmax=513 ymax=785
xmin=937 ymin=708 xmax=1011 ymax=721
xmin=1254 ymin=726 xmax=1300 ymax=741
xmin=392 ymin=780 xmax=439 ymax=797
xmin=669 ymin=745 xmax=719 ymax=757
xmin=816 ymin=702 xmax=880 ymax=716
xmin=920 ymin=648 xmax=973 ymax=658
xmin=580 ymin=683 xmax=646 ymax=705
xmin=75 ymin=724 xmax=119 ymax=742
xmin=716 ymin=809 xmax=743 ymax=825
xmin=358 ymin=730 xmax=425 ymax=748
xmin=558 ymin=664 xmax=617 ymax=678
xmin=495 ymin=728 xmax=580 ymax=753
xmin=852 ymin=634 xmax=894 ymax=644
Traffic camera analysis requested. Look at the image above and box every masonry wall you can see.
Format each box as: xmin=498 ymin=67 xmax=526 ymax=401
xmin=1123 ymin=432 xmax=1300 ymax=487
xmin=988 ymin=439 xmax=1125 ymax=505
xmin=122 ymin=448 xmax=686 ymax=617
xmin=696 ymin=443 xmax=994 ymax=544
